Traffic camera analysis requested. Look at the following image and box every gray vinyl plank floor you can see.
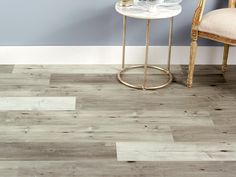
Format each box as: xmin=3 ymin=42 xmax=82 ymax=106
xmin=0 ymin=65 xmax=236 ymax=176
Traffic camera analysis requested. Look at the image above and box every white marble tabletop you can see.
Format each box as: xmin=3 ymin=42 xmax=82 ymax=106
xmin=115 ymin=1 xmax=182 ymax=20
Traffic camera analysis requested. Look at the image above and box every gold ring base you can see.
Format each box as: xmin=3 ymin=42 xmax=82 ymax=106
xmin=117 ymin=65 xmax=173 ymax=90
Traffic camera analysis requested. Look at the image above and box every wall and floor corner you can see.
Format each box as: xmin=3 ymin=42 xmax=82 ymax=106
xmin=0 ymin=0 xmax=234 ymax=64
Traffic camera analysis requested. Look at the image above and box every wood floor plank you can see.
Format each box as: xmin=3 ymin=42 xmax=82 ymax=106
xmin=224 ymin=70 xmax=236 ymax=82
xmin=13 ymin=65 xmax=120 ymax=74
xmin=0 ymin=169 xmax=17 ymax=177
xmin=157 ymin=161 xmax=236 ymax=177
xmin=77 ymin=96 xmax=211 ymax=111
xmin=0 ymin=97 xmax=76 ymax=111
xmin=0 ymin=110 xmax=214 ymax=127
xmin=0 ymin=161 xmax=235 ymax=177
xmin=50 ymin=73 xmax=182 ymax=88
xmin=0 ymin=83 xmax=227 ymax=99
xmin=0 ymin=65 xmax=14 ymax=73
xmin=172 ymin=126 xmax=236 ymax=142
xmin=0 ymin=125 xmax=173 ymax=143
xmin=116 ymin=142 xmax=236 ymax=161
xmin=0 ymin=142 xmax=116 ymax=161
xmin=7 ymin=160 xmax=165 ymax=177
xmin=181 ymin=65 xmax=223 ymax=75
xmin=0 ymin=73 xmax=49 ymax=86
xmin=212 ymin=110 xmax=236 ymax=126
xmin=50 ymin=73 xmax=118 ymax=86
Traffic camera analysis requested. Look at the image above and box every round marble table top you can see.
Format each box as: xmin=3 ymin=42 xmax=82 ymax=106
xmin=115 ymin=2 xmax=182 ymax=19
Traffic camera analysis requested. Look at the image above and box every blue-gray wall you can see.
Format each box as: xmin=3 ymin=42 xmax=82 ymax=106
xmin=0 ymin=0 xmax=227 ymax=46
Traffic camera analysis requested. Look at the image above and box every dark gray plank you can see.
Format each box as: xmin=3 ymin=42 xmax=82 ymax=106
xmin=172 ymin=126 xmax=236 ymax=142
xmin=0 ymin=142 xmax=116 ymax=161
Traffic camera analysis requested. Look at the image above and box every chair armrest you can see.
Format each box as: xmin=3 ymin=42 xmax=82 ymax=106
xmin=191 ymin=0 xmax=206 ymax=40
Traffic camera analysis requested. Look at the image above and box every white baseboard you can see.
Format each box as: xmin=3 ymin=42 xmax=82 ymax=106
xmin=0 ymin=46 xmax=235 ymax=65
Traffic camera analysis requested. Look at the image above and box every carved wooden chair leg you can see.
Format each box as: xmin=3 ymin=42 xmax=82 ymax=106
xmin=222 ymin=44 xmax=229 ymax=73
xmin=187 ymin=40 xmax=198 ymax=88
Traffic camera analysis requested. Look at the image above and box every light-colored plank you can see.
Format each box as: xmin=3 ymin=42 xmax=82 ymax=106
xmin=0 ymin=110 xmax=214 ymax=127
xmin=116 ymin=142 xmax=236 ymax=161
xmin=0 ymin=97 xmax=76 ymax=111
xmin=0 ymin=125 xmax=173 ymax=143
xmin=1 ymin=161 xmax=236 ymax=177
xmin=13 ymin=65 xmax=120 ymax=74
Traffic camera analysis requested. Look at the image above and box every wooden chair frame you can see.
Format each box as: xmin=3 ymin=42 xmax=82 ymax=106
xmin=187 ymin=0 xmax=236 ymax=88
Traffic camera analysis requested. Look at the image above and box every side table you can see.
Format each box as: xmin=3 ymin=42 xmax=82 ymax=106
xmin=115 ymin=2 xmax=182 ymax=90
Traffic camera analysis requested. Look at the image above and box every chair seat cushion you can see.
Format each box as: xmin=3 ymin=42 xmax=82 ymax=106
xmin=199 ymin=8 xmax=236 ymax=40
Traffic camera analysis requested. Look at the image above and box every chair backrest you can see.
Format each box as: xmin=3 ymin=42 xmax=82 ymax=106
xmin=228 ymin=0 xmax=236 ymax=7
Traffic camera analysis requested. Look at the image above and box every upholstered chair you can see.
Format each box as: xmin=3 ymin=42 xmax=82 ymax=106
xmin=187 ymin=0 xmax=236 ymax=88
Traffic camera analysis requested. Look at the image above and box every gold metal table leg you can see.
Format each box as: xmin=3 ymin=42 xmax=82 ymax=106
xmin=117 ymin=17 xmax=173 ymax=90
xmin=143 ymin=19 xmax=151 ymax=90
xmin=122 ymin=16 xmax=127 ymax=69
xmin=117 ymin=65 xmax=173 ymax=90
xmin=168 ymin=17 xmax=174 ymax=71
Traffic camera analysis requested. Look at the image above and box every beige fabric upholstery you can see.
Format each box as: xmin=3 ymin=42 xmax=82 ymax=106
xmin=199 ymin=8 xmax=236 ymax=40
